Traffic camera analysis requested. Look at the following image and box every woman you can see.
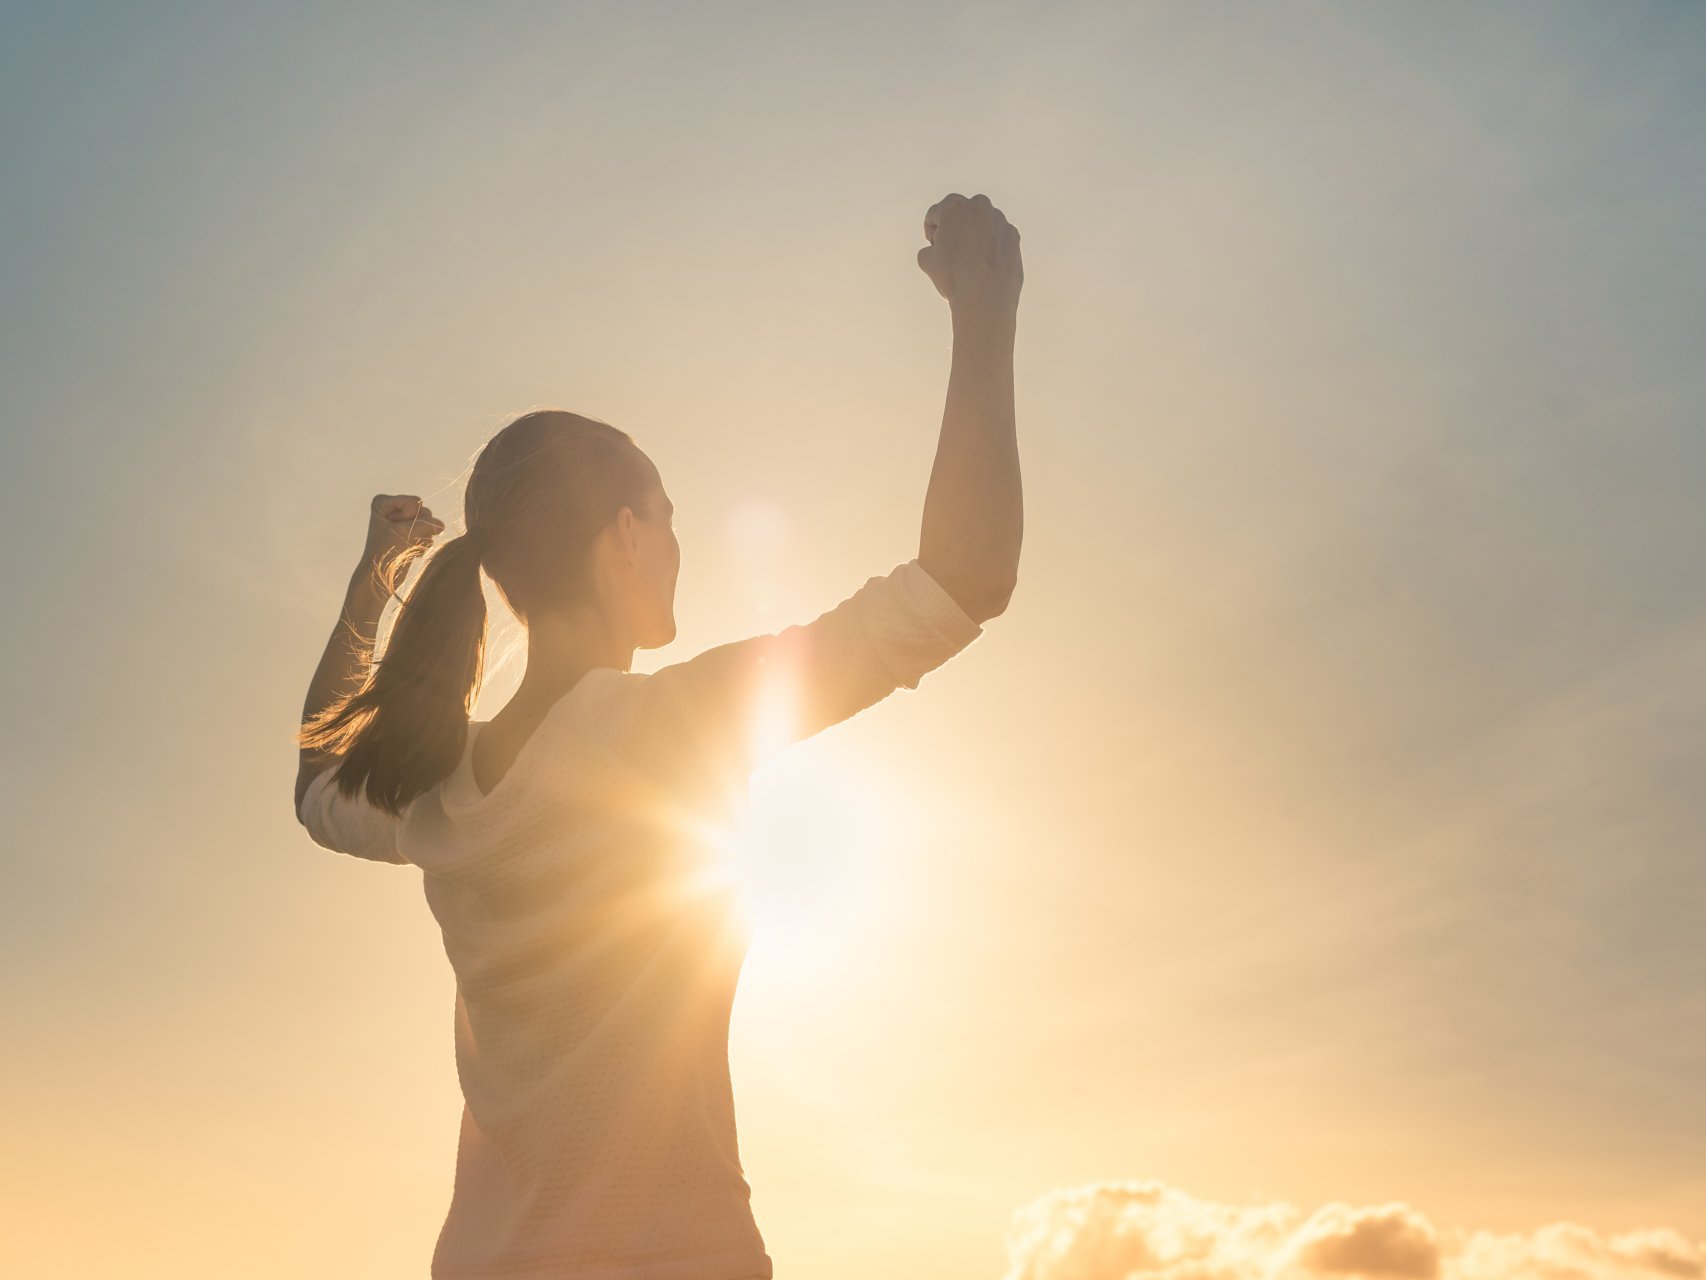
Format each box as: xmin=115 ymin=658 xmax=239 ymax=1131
xmin=295 ymin=192 xmax=1023 ymax=1279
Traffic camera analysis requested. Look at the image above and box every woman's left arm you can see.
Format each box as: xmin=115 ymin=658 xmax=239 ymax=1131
xmin=295 ymin=494 xmax=444 ymax=814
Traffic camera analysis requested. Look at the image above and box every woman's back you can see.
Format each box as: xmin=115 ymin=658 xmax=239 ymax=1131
xmin=417 ymin=669 xmax=758 ymax=1277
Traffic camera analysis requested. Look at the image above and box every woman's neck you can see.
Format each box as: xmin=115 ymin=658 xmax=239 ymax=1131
xmin=512 ymin=607 xmax=633 ymax=710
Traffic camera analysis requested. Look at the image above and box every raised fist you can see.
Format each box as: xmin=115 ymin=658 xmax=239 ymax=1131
xmin=916 ymin=193 xmax=1023 ymax=315
xmin=361 ymin=493 xmax=444 ymax=589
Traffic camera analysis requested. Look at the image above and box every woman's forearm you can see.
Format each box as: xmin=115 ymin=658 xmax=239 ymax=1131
xmin=918 ymin=303 xmax=1022 ymax=622
xmin=292 ymin=495 xmax=446 ymax=814
xmin=295 ymin=564 xmax=389 ymax=809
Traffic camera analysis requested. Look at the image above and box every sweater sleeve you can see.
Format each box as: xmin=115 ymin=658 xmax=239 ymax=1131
xmin=612 ymin=558 xmax=984 ymax=792
xmin=297 ymin=765 xmax=411 ymax=864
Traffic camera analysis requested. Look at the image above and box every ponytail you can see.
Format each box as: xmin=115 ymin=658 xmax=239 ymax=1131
xmin=299 ymin=530 xmax=489 ymax=816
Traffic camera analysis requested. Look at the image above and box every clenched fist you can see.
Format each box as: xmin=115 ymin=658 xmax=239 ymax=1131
xmin=916 ymin=193 xmax=1023 ymax=316
xmin=361 ymin=493 xmax=445 ymax=587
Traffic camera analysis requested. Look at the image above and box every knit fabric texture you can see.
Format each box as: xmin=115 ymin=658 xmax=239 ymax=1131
xmin=298 ymin=558 xmax=985 ymax=1279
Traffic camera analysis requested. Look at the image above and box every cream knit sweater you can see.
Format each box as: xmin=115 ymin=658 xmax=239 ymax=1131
xmin=298 ymin=558 xmax=985 ymax=1279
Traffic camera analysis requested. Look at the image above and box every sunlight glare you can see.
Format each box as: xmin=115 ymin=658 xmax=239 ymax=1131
xmin=723 ymin=749 xmax=901 ymax=989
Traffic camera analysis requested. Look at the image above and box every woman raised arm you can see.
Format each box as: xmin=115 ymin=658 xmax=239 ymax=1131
xmin=916 ymin=191 xmax=1024 ymax=622
xmin=293 ymin=494 xmax=442 ymax=856
xmin=611 ymin=192 xmax=1025 ymax=788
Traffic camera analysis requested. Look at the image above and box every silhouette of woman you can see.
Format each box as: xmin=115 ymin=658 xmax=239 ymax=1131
xmin=295 ymin=193 xmax=1023 ymax=1279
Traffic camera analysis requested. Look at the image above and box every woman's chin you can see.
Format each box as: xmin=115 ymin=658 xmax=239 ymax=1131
xmin=644 ymin=617 xmax=678 ymax=649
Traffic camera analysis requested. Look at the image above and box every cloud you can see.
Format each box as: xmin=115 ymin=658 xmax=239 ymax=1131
xmin=1004 ymin=1180 xmax=1704 ymax=1280
xmin=1287 ymin=1202 xmax=1441 ymax=1279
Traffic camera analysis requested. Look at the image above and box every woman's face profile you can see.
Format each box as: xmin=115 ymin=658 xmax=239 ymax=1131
xmin=627 ymin=483 xmax=679 ymax=649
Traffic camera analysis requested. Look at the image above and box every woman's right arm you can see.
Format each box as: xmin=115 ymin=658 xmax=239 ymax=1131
xmin=915 ymin=192 xmax=1024 ymax=624
xmin=607 ymin=194 xmax=1023 ymax=790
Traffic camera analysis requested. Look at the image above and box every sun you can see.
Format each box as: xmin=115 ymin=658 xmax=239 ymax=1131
xmin=715 ymin=745 xmax=905 ymax=989
xmin=655 ymin=639 xmax=922 ymax=996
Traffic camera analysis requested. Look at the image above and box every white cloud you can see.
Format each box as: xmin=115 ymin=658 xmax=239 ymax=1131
xmin=1004 ymin=1180 xmax=1703 ymax=1280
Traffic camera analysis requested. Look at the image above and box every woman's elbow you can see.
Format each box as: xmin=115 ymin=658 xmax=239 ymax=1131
xmin=920 ymin=553 xmax=1018 ymax=625
xmin=294 ymin=754 xmax=332 ymax=824
xmin=965 ymin=571 xmax=1018 ymax=624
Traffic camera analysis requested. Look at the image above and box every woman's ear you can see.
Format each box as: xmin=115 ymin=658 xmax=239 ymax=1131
xmin=616 ymin=505 xmax=640 ymax=565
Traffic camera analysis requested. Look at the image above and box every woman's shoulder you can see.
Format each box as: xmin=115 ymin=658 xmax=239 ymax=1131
xmin=468 ymin=668 xmax=646 ymax=790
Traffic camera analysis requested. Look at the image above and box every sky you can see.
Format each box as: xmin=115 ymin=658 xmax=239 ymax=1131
xmin=2 ymin=2 xmax=1704 ymax=1277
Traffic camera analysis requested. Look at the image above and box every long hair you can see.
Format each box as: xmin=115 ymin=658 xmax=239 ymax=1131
xmin=298 ymin=410 xmax=660 ymax=815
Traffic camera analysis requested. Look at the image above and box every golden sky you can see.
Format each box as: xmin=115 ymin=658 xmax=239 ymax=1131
xmin=3 ymin=3 xmax=1704 ymax=1277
